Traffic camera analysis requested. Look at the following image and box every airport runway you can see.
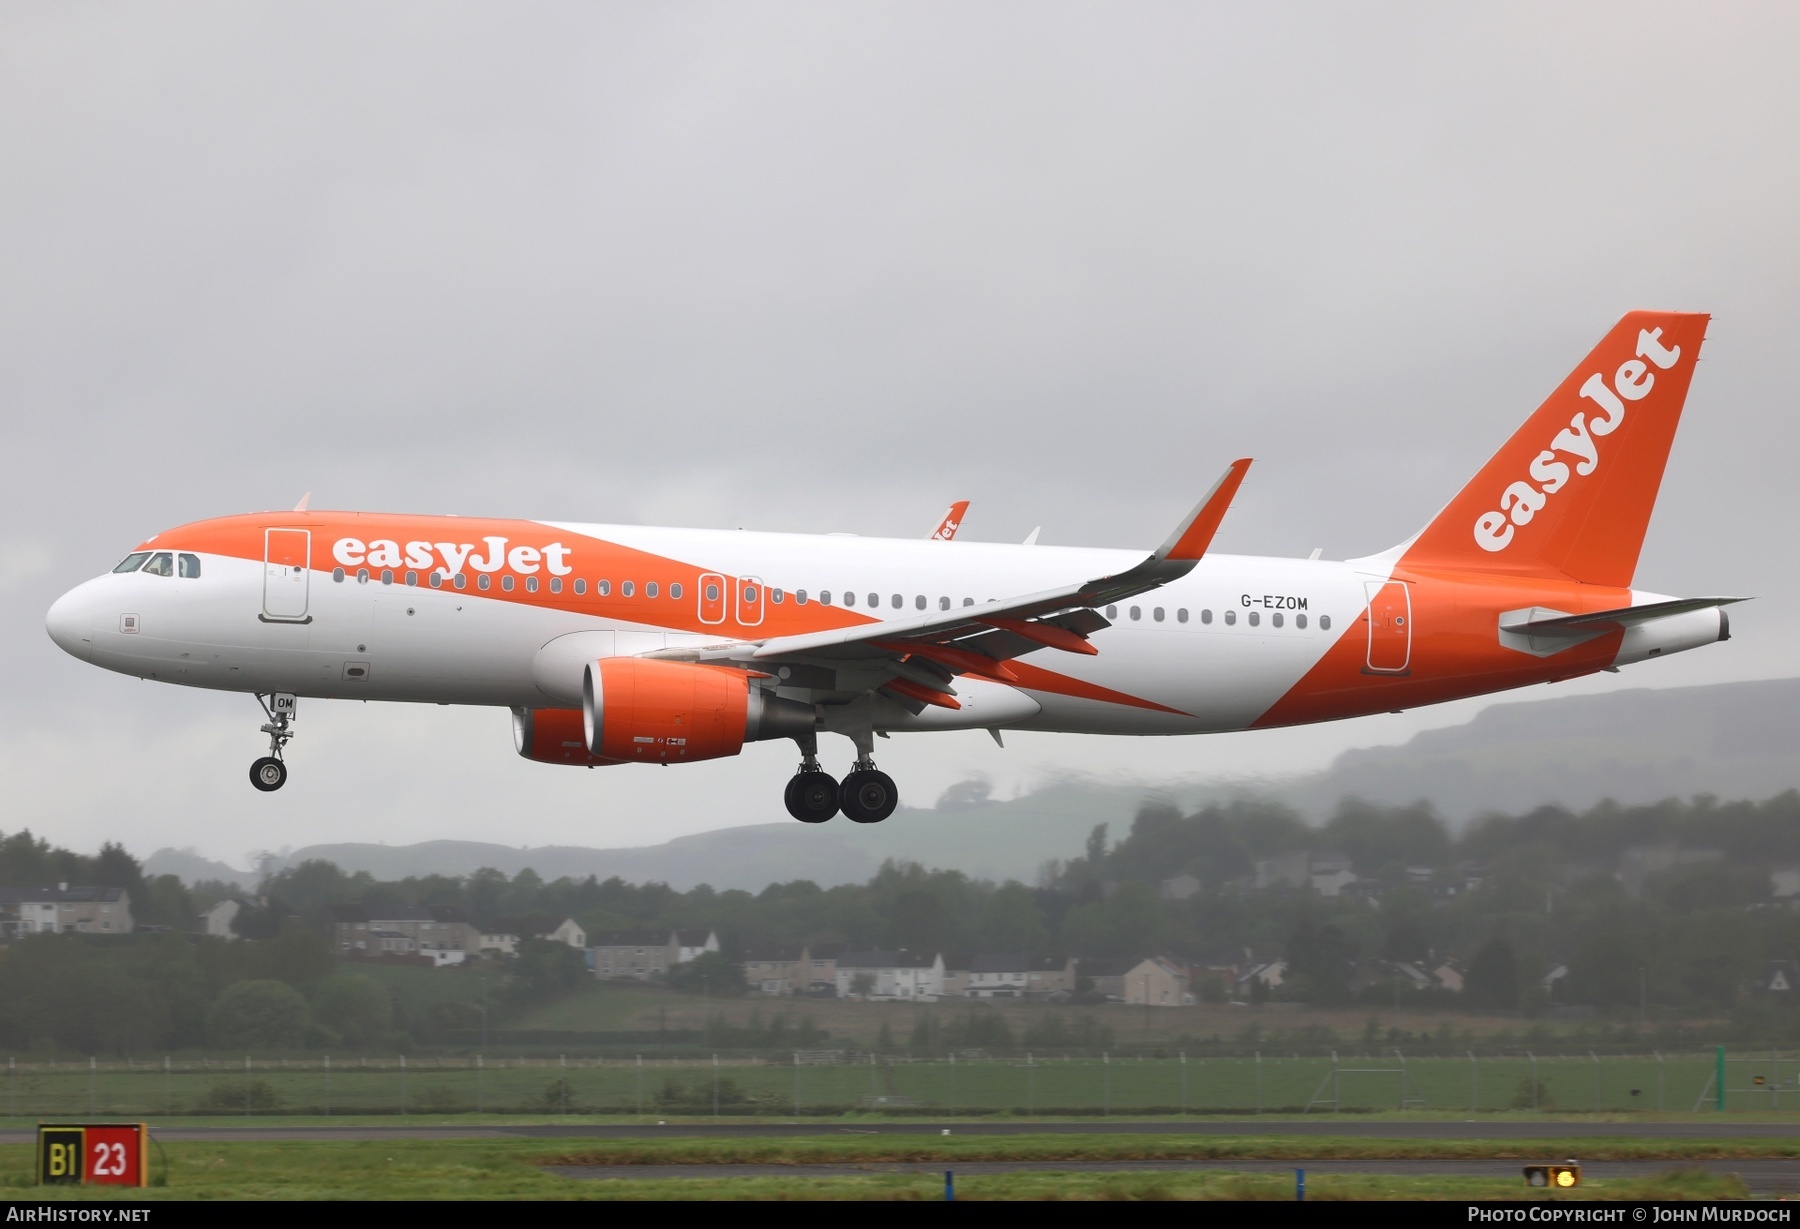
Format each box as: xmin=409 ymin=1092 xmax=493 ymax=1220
xmin=548 ymin=1157 xmax=1800 ymax=1190
xmin=6 ymin=1119 xmax=1800 ymax=1143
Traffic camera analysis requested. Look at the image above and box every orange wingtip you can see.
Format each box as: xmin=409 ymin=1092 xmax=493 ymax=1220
xmin=1162 ymin=458 xmax=1252 ymax=562
xmin=930 ymin=500 xmax=971 ymax=541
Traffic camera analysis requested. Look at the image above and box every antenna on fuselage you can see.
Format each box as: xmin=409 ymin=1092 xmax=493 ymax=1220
xmin=293 ymin=492 xmax=311 ymax=512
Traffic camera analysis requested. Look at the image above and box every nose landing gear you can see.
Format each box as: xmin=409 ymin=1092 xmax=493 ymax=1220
xmin=249 ymin=693 xmax=296 ymax=793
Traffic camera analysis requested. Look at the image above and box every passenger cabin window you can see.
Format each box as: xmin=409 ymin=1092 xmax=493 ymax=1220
xmin=575 ymin=579 xmax=588 ymax=595
xmin=1224 ymin=609 xmax=1236 ymax=625
xmin=770 ymin=588 xmax=782 ymax=603
xmin=1248 ymin=611 xmax=1259 ymax=626
xmin=645 ymin=582 xmax=659 ymax=599
xmin=915 ymin=595 xmax=926 ymax=610
xmin=891 ymin=594 xmax=901 ymax=609
xmin=501 ymin=575 xmax=514 ymax=591
xmin=939 ymin=596 xmax=949 ymax=610
xmin=141 ymin=552 xmax=174 ymax=577
xmin=178 ymin=553 xmax=201 ymax=578
xmin=476 ymin=574 xmax=490 ymax=590
xmin=524 ymin=576 xmax=537 ymax=592
xmin=1153 ymin=607 xmax=1164 ymax=622
xmin=843 ymin=591 xmax=855 ymax=607
xmin=1319 ymin=614 xmax=1331 ymax=630
xmin=406 ymin=570 xmax=419 ymax=586
xmin=1272 ymin=612 xmax=1283 ymax=628
xmin=796 ymin=589 xmax=809 ymax=604
xmin=819 ymin=591 xmax=831 ymax=604
xmin=1295 ymin=613 xmax=1306 ymax=628
xmin=1201 ymin=609 xmax=1213 ymax=624
xmin=1105 ymin=605 xmax=1117 ymax=619
xmin=621 ymin=581 xmax=635 ymax=597
xmin=1177 ymin=608 xmax=1188 ymax=623
xmin=113 ymin=552 xmax=151 ymax=573
xmin=549 ymin=577 xmax=561 ymax=594
xmin=1129 ymin=606 xmax=1141 ymax=621
xmin=962 ymin=597 xmax=974 ymax=607
xmin=867 ymin=592 xmax=878 ymax=607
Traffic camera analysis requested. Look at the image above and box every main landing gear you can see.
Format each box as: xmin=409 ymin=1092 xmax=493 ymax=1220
xmin=783 ymin=731 xmax=899 ymax=824
xmin=249 ymin=692 xmax=296 ymax=793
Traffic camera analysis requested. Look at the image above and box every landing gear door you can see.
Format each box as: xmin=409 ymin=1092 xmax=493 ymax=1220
xmin=1363 ymin=579 xmax=1411 ymax=674
xmin=263 ymin=528 xmax=311 ymax=622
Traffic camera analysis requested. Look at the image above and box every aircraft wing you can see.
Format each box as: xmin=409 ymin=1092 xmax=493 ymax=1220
xmin=651 ymin=459 xmax=1251 ymax=706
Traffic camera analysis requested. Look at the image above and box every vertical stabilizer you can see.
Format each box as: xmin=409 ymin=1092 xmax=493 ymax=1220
xmin=1403 ymin=311 xmax=1708 ymax=587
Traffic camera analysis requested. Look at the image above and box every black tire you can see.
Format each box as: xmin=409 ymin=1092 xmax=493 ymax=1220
xmin=839 ymin=769 xmax=897 ymax=824
xmin=249 ymin=756 xmax=287 ymax=792
xmin=787 ymin=771 xmax=839 ymax=823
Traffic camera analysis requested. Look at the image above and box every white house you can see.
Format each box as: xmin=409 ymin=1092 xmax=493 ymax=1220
xmin=835 ymin=950 xmax=944 ymax=1001
xmin=202 ymin=899 xmax=242 ymax=939
xmin=549 ymin=918 xmax=586 ymax=949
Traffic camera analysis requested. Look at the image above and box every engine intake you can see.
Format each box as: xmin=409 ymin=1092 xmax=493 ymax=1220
xmin=581 ymin=658 xmax=813 ymax=764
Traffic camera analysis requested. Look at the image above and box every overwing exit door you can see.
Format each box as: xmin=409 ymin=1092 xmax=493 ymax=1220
xmin=1363 ymin=579 xmax=1411 ymax=673
xmin=262 ymin=528 xmax=311 ymax=622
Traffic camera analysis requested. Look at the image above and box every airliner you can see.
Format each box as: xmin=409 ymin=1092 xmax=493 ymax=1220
xmin=46 ymin=312 xmax=1738 ymax=824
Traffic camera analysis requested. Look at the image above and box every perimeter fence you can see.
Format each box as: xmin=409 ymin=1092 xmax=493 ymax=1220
xmin=1 ymin=1050 xmax=1792 ymax=1118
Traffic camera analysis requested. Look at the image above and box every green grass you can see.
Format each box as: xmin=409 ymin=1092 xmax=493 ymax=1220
xmin=0 ymin=1052 xmax=1740 ymax=1118
xmin=0 ymin=1138 xmax=1762 ymax=1200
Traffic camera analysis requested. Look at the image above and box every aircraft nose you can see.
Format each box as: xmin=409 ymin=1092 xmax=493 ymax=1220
xmin=46 ymin=582 xmax=96 ymax=661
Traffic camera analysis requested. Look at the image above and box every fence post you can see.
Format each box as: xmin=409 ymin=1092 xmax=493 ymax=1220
xmin=400 ymin=1054 xmax=407 ymax=1117
xmin=1529 ymin=1051 xmax=1538 ymax=1111
xmin=1469 ymin=1050 xmax=1477 ymax=1113
xmin=1717 ymin=1046 xmax=1727 ymax=1113
xmin=639 ymin=1054 xmax=646 ymax=1117
xmin=1102 ymin=1051 xmax=1110 ymax=1117
xmin=90 ymin=1056 xmax=96 ymax=1116
xmin=476 ymin=1054 xmax=482 ymax=1115
xmin=712 ymin=1054 xmax=719 ymax=1122
xmin=244 ymin=1055 xmax=251 ymax=1120
xmin=1654 ymin=1050 xmax=1663 ymax=1113
xmin=1256 ymin=1051 xmax=1263 ymax=1115
xmin=790 ymin=1052 xmax=797 ymax=1119
xmin=324 ymin=1055 xmax=331 ymax=1117
xmin=949 ymin=1051 xmax=956 ymax=1118
xmin=164 ymin=1056 xmax=171 ymax=1119
xmin=1180 ymin=1051 xmax=1187 ymax=1117
xmin=1027 ymin=1052 xmax=1034 ymax=1117
xmin=561 ymin=1054 xmax=568 ymax=1115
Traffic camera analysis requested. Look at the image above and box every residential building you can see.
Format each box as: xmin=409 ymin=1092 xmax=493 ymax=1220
xmin=1120 ymin=957 xmax=1191 ymax=1006
xmin=591 ymin=928 xmax=722 ymax=981
xmin=835 ymin=950 xmax=944 ymax=1001
xmin=0 ymin=886 xmax=134 ymax=935
xmin=962 ymin=954 xmax=1078 ymax=998
xmin=676 ymin=928 xmax=719 ymax=962
xmin=803 ymin=943 xmax=842 ymax=995
xmin=332 ymin=904 xmax=481 ymax=959
xmin=1236 ymin=960 xmax=1287 ymax=995
xmin=201 ymin=899 xmax=243 ymax=939
xmin=549 ymin=918 xmax=586 ymax=949
xmin=743 ymin=944 xmax=810 ymax=995
xmin=1084 ymin=958 xmax=1137 ymax=1001
xmin=1253 ymin=851 xmax=1359 ymax=897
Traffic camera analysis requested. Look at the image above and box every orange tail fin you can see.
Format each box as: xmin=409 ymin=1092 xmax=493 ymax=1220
xmin=1403 ymin=311 xmax=1709 ymax=587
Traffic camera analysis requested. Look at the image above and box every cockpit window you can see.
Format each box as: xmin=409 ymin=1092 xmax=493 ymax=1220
xmin=178 ymin=553 xmax=201 ymax=579
xmin=112 ymin=552 xmax=151 ymax=573
xmin=141 ymin=552 xmax=174 ymax=577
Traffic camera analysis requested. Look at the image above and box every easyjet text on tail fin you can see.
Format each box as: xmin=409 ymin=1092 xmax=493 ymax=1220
xmin=1403 ymin=311 xmax=1709 ymax=588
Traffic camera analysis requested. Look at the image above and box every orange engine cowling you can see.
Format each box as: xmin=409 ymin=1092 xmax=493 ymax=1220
xmin=582 ymin=657 xmax=813 ymax=764
xmin=513 ymin=707 xmax=616 ymax=766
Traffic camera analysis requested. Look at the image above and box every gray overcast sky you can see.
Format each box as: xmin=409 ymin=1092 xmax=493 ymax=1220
xmin=3 ymin=2 xmax=1796 ymax=868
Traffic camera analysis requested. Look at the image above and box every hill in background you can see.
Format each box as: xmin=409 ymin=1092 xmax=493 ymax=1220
xmin=144 ymin=677 xmax=1800 ymax=892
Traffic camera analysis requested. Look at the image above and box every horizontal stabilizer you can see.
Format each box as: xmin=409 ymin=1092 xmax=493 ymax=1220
xmin=1501 ymin=596 xmax=1746 ymax=636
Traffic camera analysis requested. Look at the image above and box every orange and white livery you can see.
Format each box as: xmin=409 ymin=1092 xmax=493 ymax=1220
xmin=46 ymin=313 xmax=1738 ymax=823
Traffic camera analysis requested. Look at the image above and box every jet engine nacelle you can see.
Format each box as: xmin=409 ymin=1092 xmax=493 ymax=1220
xmin=581 ymin=658 xmax=814 ymax=764
xmin=513 ymin=706 xmax=615 ymax=766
